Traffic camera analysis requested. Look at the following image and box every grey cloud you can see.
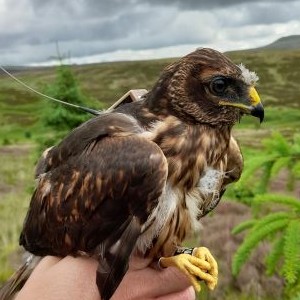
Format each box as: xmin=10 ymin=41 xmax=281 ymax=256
xmin=30 ymin=0 xmax=140 ymax=18
xmin=214 ymin=1 xmax=300 ymax=28
xmin=1 ymin=0 xmax=300 ymax=65
xmin=29 ymin=0 xmax=298 ymax=11
xmin=1 ymin=4 xmax=141 ymax=48
xmin=145 ymin=0 xmax=298 ymax=10
xmin=242 ymin=1 xmax=300 ymax=25
xmin=25 ymin=0 xmax=300 ymax=36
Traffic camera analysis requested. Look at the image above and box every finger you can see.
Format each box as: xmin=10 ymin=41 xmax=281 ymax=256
xmin=113 ymin=265 xmax=192 ymax=299
xmin=55 ymin=256 xmax=98 ymax=274
xmin=156 ymin=286 xmax=196 ymax=300
xmin=34 ymin=256 xmax=61 ymax=273
xmin=17 ymin=256 xmax=100 ymax=300
xmin=52 ymin=256 xmax=100 ymax=298
xmin=156 ymin=266 xmax=195 ymax=295
xmin=22 ymin=256 xmax=62 ymax=286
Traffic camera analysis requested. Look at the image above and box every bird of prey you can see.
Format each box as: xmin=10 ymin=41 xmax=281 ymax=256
xmin=0 ymin=48 xmax=264 ymax=300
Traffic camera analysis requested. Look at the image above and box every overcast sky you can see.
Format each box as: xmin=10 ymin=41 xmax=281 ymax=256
xmin=0 ymin=0 xmax=299 ymax=66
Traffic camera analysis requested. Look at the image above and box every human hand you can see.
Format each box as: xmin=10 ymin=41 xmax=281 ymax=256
xmin=15 ymin=255 xmax=195 ymax=300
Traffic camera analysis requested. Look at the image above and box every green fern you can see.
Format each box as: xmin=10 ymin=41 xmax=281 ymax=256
xmin=251 ymin=211 xmax=290 ymax=230
xmin=265 ymin=235 xmax=285 ymax=275
xmin=290 ymin=293 xmax=300 ymax=300
xmin=288 ymin=279 xmax=300 ymax=300
xmin=290 ymin=134 xmax=300 ymax=155
xmin=236 ymin=155 xmax=276 ymax=188
xmin=282 ymin=220 xmax=300 ymax=284
xmin=232 ymin=132 xmax=300 ymax=299
xmin=262 ymin=131 xmax=290 ymax=156
xmin=292 ymin=161 xmax=300 ymax=179
xmin=232 ymin=215 xmax=289 ymax=276
xmin=253 ymin=193 xmax=300 ymax=212
xmin=235 ymin=132 xmax=300 ymax=198
xmin=254 ymin=161 xmax=272 ymax=194
xmin=233 ymin=194 xmax=300 ymax=298
xmin=231 ymin=219 xmax=257 ymax=235
xmin=270 ymin=156 xmax=291 ymax=178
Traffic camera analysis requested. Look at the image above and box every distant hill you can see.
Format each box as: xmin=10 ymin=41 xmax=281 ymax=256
xmin=259 ymin=35 xmax=300 ymax=50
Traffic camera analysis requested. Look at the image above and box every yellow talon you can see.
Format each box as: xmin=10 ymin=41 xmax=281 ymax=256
xmin=193 ymin=247 xmax=218 ymax=290
xmin=159 ymin=247 xmax=218 ymax=292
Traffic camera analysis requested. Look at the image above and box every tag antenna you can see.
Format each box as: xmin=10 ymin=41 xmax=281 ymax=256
xmin=0 ymin=65 xmax=101 ymax=116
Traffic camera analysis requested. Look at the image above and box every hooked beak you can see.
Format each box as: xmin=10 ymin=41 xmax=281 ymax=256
xmin=249 ymin=86 xmax=264 ymax=123
xmin=219 ymin=86 xmax=264 ymax=123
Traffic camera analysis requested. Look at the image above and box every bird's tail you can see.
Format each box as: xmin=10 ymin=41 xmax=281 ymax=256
xmin=96 ymin=216 xmax=141 ymax=300
xmin=0 ymin=254 xmax=41 ymax=300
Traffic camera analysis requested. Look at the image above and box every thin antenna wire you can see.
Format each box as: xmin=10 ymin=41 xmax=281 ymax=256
xmin=0 ymin=65 xmax=101 ymax=116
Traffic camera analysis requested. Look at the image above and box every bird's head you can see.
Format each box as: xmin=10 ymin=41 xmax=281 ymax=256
xmin=150 ymin=48 xmax=264 ymax=126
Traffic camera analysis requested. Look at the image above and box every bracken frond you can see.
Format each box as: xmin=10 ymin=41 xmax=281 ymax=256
xmin=255 ymin=161 xmax=272 ymax=194
xmin=288 ymin=278 xmax=300 ymax=300
xmin=263 ymin=132 xmax=291 ymax=156
xmin=292 ymin=161 xmax=300 ymax=179
xmin=251 ymin=211 xmax=291 ymax=230
xmin=231 ymin=219 xmax=257 ymax=235
xmin=237 ymin=155 xmax=277 ymax=187
xmin=282 ymin=220 xmax=300 ymax=285
xmin=254 ymin=194 xmax=300 ymax=212
xmin=265 ymin=235 xmax=285 ymax=276
xmin=290 ymin=293 xmax=300 ymax=300
xmin=232 ymin=216 xmax=289 ymax=276
xmin=270 ymin=156 xmax=291 ymax=178
xmin=290 ymin=134 xmax=300 ymax=155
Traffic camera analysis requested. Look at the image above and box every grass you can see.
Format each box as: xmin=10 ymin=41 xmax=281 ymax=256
xmin=0 ymin=145 xmax=35 ymax=281
xmin=0 ymin=192 xmax=30 ymax=281
xmin=0 ymin=48 xmax=299 ymax=299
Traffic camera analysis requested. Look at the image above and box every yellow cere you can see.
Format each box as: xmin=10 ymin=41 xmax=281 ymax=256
xmin=249 ymin=86 xmax=261 ymax=106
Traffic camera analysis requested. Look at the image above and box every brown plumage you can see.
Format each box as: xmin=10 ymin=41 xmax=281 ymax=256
xmin=0 ymin=48 xmax=264 ymax=300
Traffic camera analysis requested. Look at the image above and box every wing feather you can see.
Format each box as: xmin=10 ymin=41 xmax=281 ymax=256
xmin=19 ymin=112 xmax=168 ymax=298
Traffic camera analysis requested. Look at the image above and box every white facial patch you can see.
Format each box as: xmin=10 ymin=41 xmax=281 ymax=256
xmin=238 ymin=63 xmax=259 ymax=85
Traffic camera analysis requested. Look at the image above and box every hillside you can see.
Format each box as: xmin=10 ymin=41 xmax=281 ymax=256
xmin=1 ymin=48 xmax=300 ymax=147
xmin=260 ymin=35 xmax=300 ymax=50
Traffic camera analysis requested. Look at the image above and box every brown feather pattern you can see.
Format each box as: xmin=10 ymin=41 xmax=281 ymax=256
xmin=2 ymin=48 xmax=259 ymax=300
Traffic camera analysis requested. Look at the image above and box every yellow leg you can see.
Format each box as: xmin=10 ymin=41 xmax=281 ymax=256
xmin=159 ymin=247 xmax=218 ymax=292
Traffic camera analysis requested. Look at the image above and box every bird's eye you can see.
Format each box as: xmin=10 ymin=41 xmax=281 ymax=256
xmin=211 ymin=78 xmax=227 ymax=95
